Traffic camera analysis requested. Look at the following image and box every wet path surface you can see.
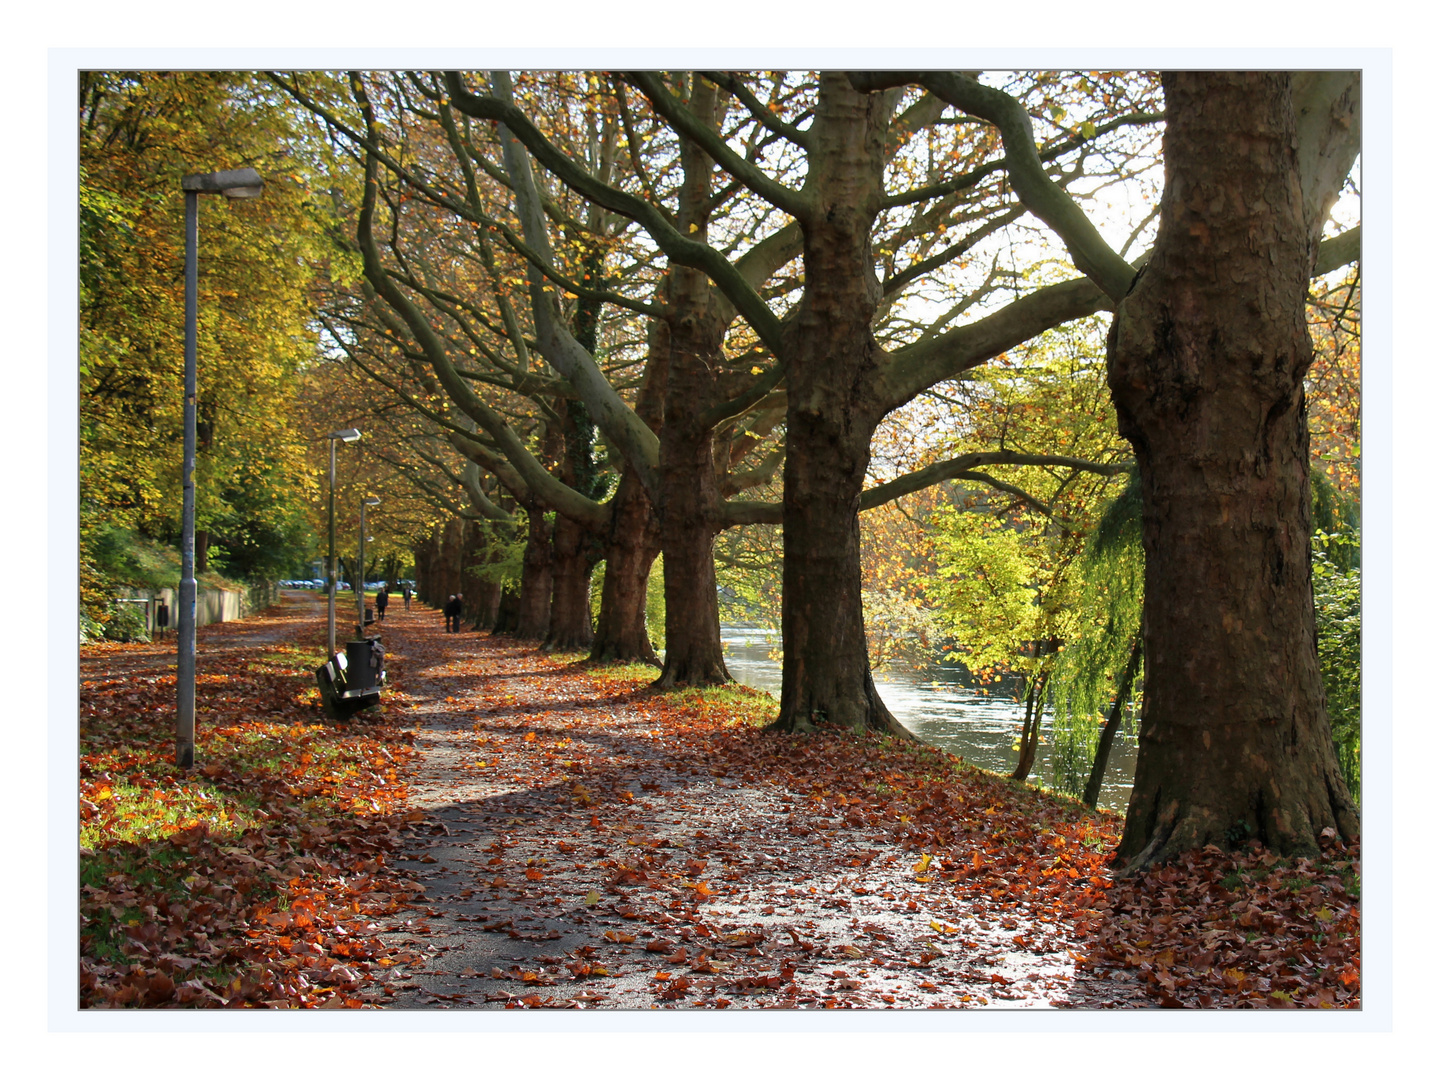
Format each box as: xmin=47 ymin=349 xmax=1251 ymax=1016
xmin=370 ymin=608 xmax=1148 ymax=1011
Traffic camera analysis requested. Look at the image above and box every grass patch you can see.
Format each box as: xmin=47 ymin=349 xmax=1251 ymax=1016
xmin=585 ymin=660 xmax=663 ymax=687
xmin=80 ymin=613 xmax=421 ymax=1008
xmin=663 ymin=683 xmax=778 ymax=728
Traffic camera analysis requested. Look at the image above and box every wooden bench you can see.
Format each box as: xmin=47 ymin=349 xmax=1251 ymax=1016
xmin=315 ymin=646 xmax=383 ymax=719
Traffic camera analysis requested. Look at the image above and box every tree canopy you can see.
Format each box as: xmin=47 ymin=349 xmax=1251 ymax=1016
xmin=78 ymin=66 xmax=1363 ymax=871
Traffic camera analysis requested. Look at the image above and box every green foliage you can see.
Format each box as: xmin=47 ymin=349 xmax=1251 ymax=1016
xmin=646 ymin=554 xmax=666 ymax=652
xmin=716 ymin=523 xmax=783 ymax=628
xmin=102 ymin=603 xmax=151 ymax=644
xmin=924 ymin=326 xmax=1134 ymax=795
xmin=80 ymin=71 xmax=339 ymax=600
xmin=1313 ymin=524 xmax=1361 ymax=803
xmin=206 ymin=498 xmax=316 ymax=584
xmin=928 ymin=322 xmax=1129 ymax=691
xmin=80 ymin=610 xmax=107 ymax=645
xmin=466 ymin=518 xmax=526 ymax=587
xmin=1311 ymin=469 xmax=1360 ymax=572
xmin=1046 ymin=471 xmax=1145 ymax=796
xmin=1048 ymin=708 xmax=1102 ymax=799
xmin=88 ymin=525 xmax=181 ymax=593
xmin=1306 ymin=471 xmax=1360 ymax=802
xmin=931 ymin=504 xmax=1058 ymax=682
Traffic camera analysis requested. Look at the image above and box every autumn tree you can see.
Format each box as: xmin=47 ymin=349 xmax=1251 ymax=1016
xmin=848 ymin=69 xmax=1360 ymax=862
xmin=1105 ymin=72 xmax=1362 ymax=868
xmin=439 ymin=70 xmax=1168 ymax=721
xmin=273 ymin=70 xmax=651 ymax=650
xmin=80 ymin=71 xmax=337 ymax=619
xmin=925 ymin=318 xmax=1133 ymax=782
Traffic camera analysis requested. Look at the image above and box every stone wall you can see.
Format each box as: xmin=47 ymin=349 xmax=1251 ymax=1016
xmin=122 ymin=581 xmax=279 ymax=634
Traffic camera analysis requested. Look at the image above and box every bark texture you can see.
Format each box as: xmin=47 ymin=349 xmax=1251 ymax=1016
xmin=470 ymin=577 xmax=502 ymax=632
xmin=413 ymin=517 xmax=465 ymax=609
xmin=590 ymin=469 xmax=661 ymax=665
xmin=770 ymin=74 xmax=909 ymax=738
xmin=1107 ymin=72 xmax=1360 ymax=870
xmin=544 ymin=513 xmax=597 ymax=652
xmin=511 ymin=502 xmax=553 ymax=640
xmin=492 ymin=584 xmax=520 ymax=636
xmin=652 ymin=80 xmax=734 ymax=689
xmin=653 ymin=314 xmax=731 ymax=686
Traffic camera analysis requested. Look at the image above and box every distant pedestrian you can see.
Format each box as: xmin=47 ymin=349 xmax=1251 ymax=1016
xmin=402 ymin=583 xmax=412 ymax=610
xmin=155 ymin=600 xmax=169 ymax=639
xmin=444 ymin=594 xmax=461 ymax=633
xmin=375 ymin=587 xmax=389 ymax=622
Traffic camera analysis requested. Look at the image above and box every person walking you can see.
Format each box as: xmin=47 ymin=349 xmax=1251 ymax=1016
xmin=402 ymin=582 xmax=412 ymax=610
xmin=443 ymin=593 xmax=460 ymax=633
xmin=375 ymin=586 xmax=389 ymax=623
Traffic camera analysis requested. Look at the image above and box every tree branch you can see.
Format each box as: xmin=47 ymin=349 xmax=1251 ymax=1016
xmin=623 ymin=71 xmax=809 ymax=219
xmin=488 ymin=69 xmax=661 ymax=494
xmin=917 ymin=72 xmax=1136 ymax=301
xmin=444 ymin=71 xmax=787 ymax=358
xmin=698 ymin=71 xmax=812 ymax=150
xmin=860 ymin=451 xmax=1131 ymax=509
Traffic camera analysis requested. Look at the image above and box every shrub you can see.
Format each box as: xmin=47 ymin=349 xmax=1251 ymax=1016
xmin=102 ymin=603 xmax=151 ymax=643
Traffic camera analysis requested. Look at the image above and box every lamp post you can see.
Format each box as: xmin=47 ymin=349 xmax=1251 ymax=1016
xmin=357 ymin=497 xmax=381 ymax=636
xmin=176 ymin=167 xmax=263 ymax=770
xmin=326 ymin=429 xmax=361 ymax=656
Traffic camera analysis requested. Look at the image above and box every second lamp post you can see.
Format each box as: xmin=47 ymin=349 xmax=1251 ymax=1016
xmin=325 ymin=428 xmax=361 ymax=657
xmin=357 ymin=496 xmax=380 ymax=636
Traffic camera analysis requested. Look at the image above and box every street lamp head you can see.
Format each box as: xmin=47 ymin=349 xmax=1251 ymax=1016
xmin=182 ymin=168 xmax=264 ymax=200
xmin=363 ymin=497 xmax=381 ymax=507
xmin=329 ymin=428 xmax=362 ymax=443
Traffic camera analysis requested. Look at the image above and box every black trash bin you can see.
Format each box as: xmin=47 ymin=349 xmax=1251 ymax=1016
xmin=345 ymin=638 xmax=386 ymax=692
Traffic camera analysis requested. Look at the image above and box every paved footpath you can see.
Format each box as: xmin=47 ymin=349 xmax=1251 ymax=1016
xmin=364 ymin=605 xmax=1145 ymax=1011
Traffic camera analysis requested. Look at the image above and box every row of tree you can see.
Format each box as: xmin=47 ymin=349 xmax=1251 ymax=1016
xmin=80 ymin=68 xmax=1362 ymax=871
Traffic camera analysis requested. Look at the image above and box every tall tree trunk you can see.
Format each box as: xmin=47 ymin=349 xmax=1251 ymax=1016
xmin=195 ymin=529 xmax=209 ymax=574
xmin=512 ymin=503 xmax=552 ymax=640
xmin=493 ymin=584 xmax=520 ymax=636
xmin=1010 ymin=674 xmax=1043 ymax=782
xmin=1011 ymin=641 xmax=1057 ymax=782
xmin=1083 ymin=635 xmax=1143 ymax=809
xmin=440 ymin=517 xmax=465 ymax=603
xmin=652 ymin=84 xmax=735 ymax=688
xmin=544 ymin=388 xmax=604 ymax=652
xmin=471 ymin=579 xmax=501 ymax=632
xmin=591 ymin=469 xmax=661 ymax=665
xmin=413 ymin=529 xmax=441 ymax=606
xmin=468 ymin=519 xmax=503 ymax=631
xmin=769 ymin=74 xmax=909 ymax=738
xmin=545 ymin=513 xmax=597 ymax=651
xmin=654 ymin=401 xmax=730 ymax=686
xmin=1107 ymin=72 xmax=1359 ymax=870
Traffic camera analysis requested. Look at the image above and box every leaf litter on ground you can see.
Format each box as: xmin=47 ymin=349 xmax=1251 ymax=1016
xmin=79 ymin=593 xmax=1359 ymax=1009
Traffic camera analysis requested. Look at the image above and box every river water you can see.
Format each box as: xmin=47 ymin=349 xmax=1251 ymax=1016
xmin=720 ymin=625 xmax=1137 ymax=814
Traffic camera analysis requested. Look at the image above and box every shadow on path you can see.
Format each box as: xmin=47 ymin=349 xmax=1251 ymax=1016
xmin=369 ymin=610 xmax=1150 ymax=1011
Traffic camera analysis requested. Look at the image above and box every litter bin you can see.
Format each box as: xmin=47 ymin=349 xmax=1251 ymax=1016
xmin=345 ymin=637 xmax=386 ymax=692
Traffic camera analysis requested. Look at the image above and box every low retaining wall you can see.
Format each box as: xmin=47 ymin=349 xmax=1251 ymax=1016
xmin=120 ymin=581 xmax=280 ymax=634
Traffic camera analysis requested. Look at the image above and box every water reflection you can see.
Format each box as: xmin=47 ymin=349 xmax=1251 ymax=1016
xmin=720 ymin=625 xmax=1136 ymax=813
